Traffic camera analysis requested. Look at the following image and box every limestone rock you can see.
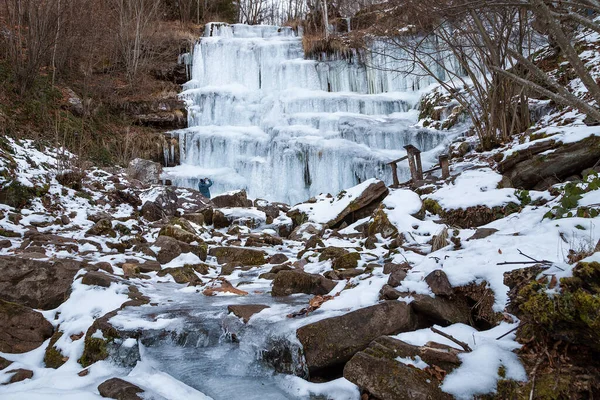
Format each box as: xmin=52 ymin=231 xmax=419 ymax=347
xmin=0 ymin=300 xmax=54 ymax=353
xmin=296 ymin=301 xmax=417 ymax=376
xmin=272 ymin=270 xmax=336 ymax=297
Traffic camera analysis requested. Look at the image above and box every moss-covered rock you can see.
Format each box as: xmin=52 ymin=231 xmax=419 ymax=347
xmin=44 ymin=331 xmax=66 ymax=369
xmin=332 ymin=252 xmax=361 ymax=270
xmin=86 ymin=219 xmax=116 ymax=238
xmin=157 ymin=265 xmax=203 ymax=284
xmin=0 ymin=181 xmax=47 ymax=209
xmin=317 ymin=246 xmax=349 ymax=262
xmin=208 ymin=247 xmax=267 ymax=266
xmin=367 ymin=207 xmax=398 ymax=239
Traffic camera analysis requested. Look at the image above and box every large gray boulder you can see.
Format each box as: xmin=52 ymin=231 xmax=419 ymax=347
xmin=296 ymin=301 xmax=417 ymax=376
xmin=127 ymin=158 xmax=162 ymax=184
xmin=0 ymin=255 xmax=81 ymax=309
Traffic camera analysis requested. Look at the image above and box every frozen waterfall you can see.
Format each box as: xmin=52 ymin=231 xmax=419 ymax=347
xmin=164 ymin=23 xmax=455 ymax=205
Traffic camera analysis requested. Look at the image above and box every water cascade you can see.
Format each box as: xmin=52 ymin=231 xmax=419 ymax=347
xmin=165 ymin=23 xmax=457 ymax=204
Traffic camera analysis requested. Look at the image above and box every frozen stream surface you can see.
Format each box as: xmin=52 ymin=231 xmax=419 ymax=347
xmin=125 ymin=276 xmax=358 ymax=400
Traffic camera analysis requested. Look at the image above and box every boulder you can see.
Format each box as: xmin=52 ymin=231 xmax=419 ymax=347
xmin=318 ymin=246 xmax=349 ymax=262
xmin=81 ymin=271 xmax=118 ymax=288
xmin=0 ymin=355 xmax=13 ymax=370
xmin=181 ymin=213 xmax=205 ymax=226
xmin=141 ymin=187 xmax=179 ymax=222
xmin=137 ymin=261 xmax=161 ymax=273
xmin=86 ymin=219 xmax=116 ymax=238
xmin=154 ymin=235 xmax=207 ymax=264
xmin=344 ymin=336 xmax=459 ymax=400
xmin=388 ymin=269 xmax=407 ymax=287
xmin=245 ymin=233 xmax=283 ymax=247
xmin=379 ymin=284 xmax=403 ymax=300
xmin=157 ymin=265 xmax=202 ymax=284
xmin=425 ymin=270 xmax=453 ymax=296
xmin=332 ymin=252 xmax=361 ymax=270
xmin=368 ymin=206 xmax=399 ymax=239
xmin=288 ymin=223 xmax=323 ymax=241
xmin=127 ymin=158 xmax=162 ymax=184
xmin=4 ymin=368 xmax=34 ymax=384
xmin=80 ymin=311 xmax=140 ymax=368
xmin=383 ymin=262 xmax=410 ymax=275
xmin=326 ymin=179 xmax=389 ymax=228
xmin=296 ymin=301 xmax=417 ymax=376
xmin=411 ymin=294 xmax=472 ymax=326
xmin=0 ymin=255 xmax=81 ymax=309
xmin=98 ymin=378 xmax=144 ymax=400
xmin=209 ymin=247 xmax=267 ymax=266
xmin=0 ymin=300 xmax=54 ymax=353
xmin=227 ymin=304 xmax=270 ymax=323
xmin=203 ymin=279 xmax=248 ymax=296
xmin=212 ymin=210 xmax=231 ymax=229
xmin=467 ymin=228 xmax=499 ymax=241
xmin=212 ymin=190 xmax=253 ymax=208
xmin=272 ymin=270 xmax=336 ymax=297
xmin=268 ymin=253 xmax=289 ymax=264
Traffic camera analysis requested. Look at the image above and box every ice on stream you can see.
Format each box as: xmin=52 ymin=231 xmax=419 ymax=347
xmin=165 ymin=23 xmax=460 ymax=204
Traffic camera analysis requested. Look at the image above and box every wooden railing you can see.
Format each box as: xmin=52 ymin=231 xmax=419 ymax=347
xmin=388 ymin=145 xmax=450 ymax=187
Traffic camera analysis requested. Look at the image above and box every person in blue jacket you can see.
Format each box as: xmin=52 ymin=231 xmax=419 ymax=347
xmin=198 ymin=178 xmax=213 ymax=199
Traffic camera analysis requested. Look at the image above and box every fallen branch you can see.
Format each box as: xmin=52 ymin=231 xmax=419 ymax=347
xmin=431 ymin=327 xmax=472 ymax=352
xmin=497 ymin=249 xmax=553 ymax=266
xmin=496 ymin=322 xmax=527 ymax=340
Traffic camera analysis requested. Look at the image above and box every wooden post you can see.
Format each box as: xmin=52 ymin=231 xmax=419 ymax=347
xmin=390 ymin=163 xmax=400 ymax=187
xmin=404 ymin=145 xmax=423 ymax=182
xmin=439 ymin=154 xmax=450 ymax=179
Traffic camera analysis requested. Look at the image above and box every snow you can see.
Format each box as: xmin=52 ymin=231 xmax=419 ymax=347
xmin=396 ymin=355 xmax=429 ymax=370
xmin=396 ymin=323 xmax=527 ymax=400
xmin=427 ymin=168 xmax=518 ymax=210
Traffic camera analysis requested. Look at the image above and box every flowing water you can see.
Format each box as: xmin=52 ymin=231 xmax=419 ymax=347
xmin=164 ymin=23 xmax=458 ymax=204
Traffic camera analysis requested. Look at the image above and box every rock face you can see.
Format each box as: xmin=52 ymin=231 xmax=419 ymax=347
xmin=227 ymin=304 xmax=270 ymax=323
xmin=127 ymin=158 xmax=162 ymax=184
xmin=0 ymin=255 xmax=81 ymax=309
xmin=296 ymin=301 xmax=417 ymax=376
xmin=97 ymin=378 xmax=144 ymax=400
xmin=271 ymin=270 xmax=336 ymax=297
xmin=208 ymin=247 xmax=266 ymax=266
xmin=410 ymin=294 xmax=471 ymax=326
xmin=344 ymin=336 xmax=458 ymax=400
xmin=0 ymin=300 xmax=54 ymax=353
xmin=212 ymin=190 xmax=253 ymax=208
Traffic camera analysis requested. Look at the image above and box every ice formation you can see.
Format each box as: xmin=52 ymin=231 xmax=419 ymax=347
xmin=165 ymin=23 xmax=456 ymax=204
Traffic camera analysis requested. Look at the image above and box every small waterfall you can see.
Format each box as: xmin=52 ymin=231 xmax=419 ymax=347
xmin=165 ymin=23 xmax=458 ymax=204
